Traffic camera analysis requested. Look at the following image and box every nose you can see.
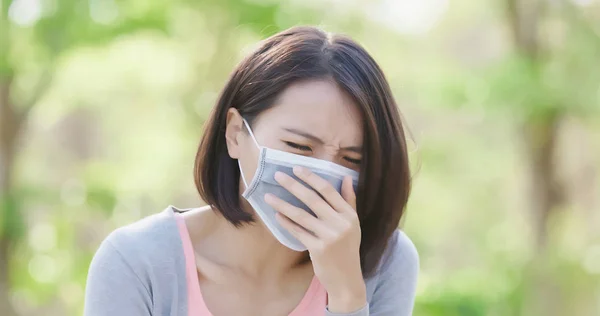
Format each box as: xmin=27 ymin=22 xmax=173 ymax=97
xmin=314 ymin=145 xmax=340 ymax=163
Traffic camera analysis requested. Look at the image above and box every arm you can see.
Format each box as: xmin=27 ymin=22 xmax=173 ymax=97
xmin=369 ymin=230 xmax=419 ymax=315
xmin=325 ymin=230 xmax=420 ymax=316
xmin=84 ymin=238 xmax=153 ymax=316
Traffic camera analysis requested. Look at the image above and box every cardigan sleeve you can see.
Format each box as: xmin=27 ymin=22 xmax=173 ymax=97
xmin=324 ymin=230 xmax=420 ymax=316
xmin=84 ymin=237 xmax=153 ymax=316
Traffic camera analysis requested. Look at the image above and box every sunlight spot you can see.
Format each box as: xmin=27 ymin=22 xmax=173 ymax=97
xmin=89 ymin=0 xmax=119 ymax=25
xmin=8 ymin=0 xmax=42 ymax=26
xmin=29 ymin=223 xmax=57 ymax=252
xmin=571 ymin=0 xmax=594 ymax=6
xmin=29 ymin=254 xmax=59 ymax=284
xmin=366 ymin=0 xmax=449 ymax=36
xmin=583 ymin=245 xmax=600 ymax=275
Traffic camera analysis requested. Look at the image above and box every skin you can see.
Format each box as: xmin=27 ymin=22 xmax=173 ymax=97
xmin=182 ymin=79 xmax=366 ymax=315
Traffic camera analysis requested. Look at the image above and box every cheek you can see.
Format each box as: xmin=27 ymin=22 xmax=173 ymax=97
xmin=238 ymin=141 xmax=261 ymax=187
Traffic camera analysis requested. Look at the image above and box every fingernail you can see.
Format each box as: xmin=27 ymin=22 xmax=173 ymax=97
xmin=274 ymin=171 xmax=285 ymax=182
xmin=264 ymin=193 xmax=274 ymax=202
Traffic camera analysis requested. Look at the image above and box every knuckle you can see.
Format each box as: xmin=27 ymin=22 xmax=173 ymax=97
xmin=340 ymin=221 xmax=352 ymax=232
xmin=314 ymin=241 xmax=327 ymax=253
xmin=268 ymin=199 xmax=282 ymax=210
xmin=349 ymin=193 xmax=357 ymax=202
xmin=298 ymin=191 xmax=314 ymax=205
xmin=288 ymin=206 xmax=302 ymax=218
xmin=329 ymin=231 xmax=342 ymax=241
xmin=298 ymin=185 xmax=312 ymax=198
xmin=277 ymin=203 xmax=293 ymax=215
xmin=347 ymin=212 xmax=359 ymax=223
xmin=316 ymin=200 xmax=330 ymax=211
xmin=296 ymin=214 xmax=310 ymax=226
xmin=315 ymin=181 xmax=332 ymax=193
xmin=282 ymin=176 xmax=295 ymax=187
xmin=270 ymin=196 xmax=282 ymax=205
xmin=346 ymin=215 xmax=360 ymax=229
xmin=306 ymin=171 xmax=318 ymax=181
xmin=293 ymin=182 xmax=308 ymax=195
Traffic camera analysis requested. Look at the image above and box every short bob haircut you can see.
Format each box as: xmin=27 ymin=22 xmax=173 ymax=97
xmin=194 ymin=26 xmax=410 ymax=277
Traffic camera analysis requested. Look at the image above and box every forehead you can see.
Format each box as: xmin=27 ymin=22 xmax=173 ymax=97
xmin=255 ymin=80 xmax=363 ymax=143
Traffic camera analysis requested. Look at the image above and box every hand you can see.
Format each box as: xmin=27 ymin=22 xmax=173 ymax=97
xmin=264 ymin=166 xmax=367 ymax=313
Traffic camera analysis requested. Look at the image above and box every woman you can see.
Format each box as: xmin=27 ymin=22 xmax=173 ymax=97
xmin=84 ymin=26 xmax=418 ymax=316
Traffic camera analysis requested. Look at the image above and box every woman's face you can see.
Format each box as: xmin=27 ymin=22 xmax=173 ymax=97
xmin=226 ymin=79 xmax=364 ymax=187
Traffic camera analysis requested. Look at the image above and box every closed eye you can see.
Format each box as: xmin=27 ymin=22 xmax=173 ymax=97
xmin=284 ymin=141 xmax=312 ymax=151
xmin=344 ymin=157 xmax=361 ymax=165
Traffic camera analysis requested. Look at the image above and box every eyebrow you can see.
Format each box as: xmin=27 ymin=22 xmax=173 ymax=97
xmin=283 ymin=128 xmax=323 ymax=143
xmin=282 ymin=127 xmax=363 ymax=154
xmin=343 ymin=146 xmax=363 ymax=154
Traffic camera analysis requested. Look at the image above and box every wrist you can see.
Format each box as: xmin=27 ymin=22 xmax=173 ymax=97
xmin=327 ymin=283 xmax=367 ymax=313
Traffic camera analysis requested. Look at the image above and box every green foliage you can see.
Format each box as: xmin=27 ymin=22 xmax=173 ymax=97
xmin=0 ymin=194 xmax=25 ymax=243
xmin=1 ymin=0 xmax=600 ymax=315
xmin=416 ymin=293 xmax=488 ymax=316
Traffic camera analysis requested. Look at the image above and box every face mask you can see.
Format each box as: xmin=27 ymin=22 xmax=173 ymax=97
xmin=237 ymin=119 xmax=360 ymax=251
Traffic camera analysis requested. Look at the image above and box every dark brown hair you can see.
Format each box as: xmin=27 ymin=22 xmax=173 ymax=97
xmin=194 ymin=26 xmax=410 ymax=277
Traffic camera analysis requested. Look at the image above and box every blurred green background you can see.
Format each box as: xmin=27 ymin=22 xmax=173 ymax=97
xmin=1 ymin=0 xmax=600 ymax=315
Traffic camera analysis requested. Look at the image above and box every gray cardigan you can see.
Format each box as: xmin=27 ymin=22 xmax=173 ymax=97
xmin=83 ymin=206 xmax=419 ymax=316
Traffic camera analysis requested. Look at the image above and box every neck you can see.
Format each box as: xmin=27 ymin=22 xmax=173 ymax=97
xmin=203 ymin=202 xmax=310 ymax=280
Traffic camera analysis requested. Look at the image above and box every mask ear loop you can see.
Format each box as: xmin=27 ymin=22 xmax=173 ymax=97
xmin=242 ymin=119 xmax=260 ymax=148
xmin=238 ymin=118 xmax=260 ymax=189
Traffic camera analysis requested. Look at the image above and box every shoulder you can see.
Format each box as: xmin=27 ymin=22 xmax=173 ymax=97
xmin=90 ymin=206 xmax=185 ymax=283
xmin=381 ymin=229 xmax=419 ymax=274
xmin=85 ymin=206 xmax=187 ymax=315
xmin=104 ymin=206 xmax=180 ymax=254
xmin=367 ymin=229 xmax=419 ymax=288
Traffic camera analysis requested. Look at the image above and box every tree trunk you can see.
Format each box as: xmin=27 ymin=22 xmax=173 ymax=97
xmin=0 ymin=238 xmax=16 ymax=316
xmin=0 ymin=75 xmax=19 ymax=316
xmin=520 ymin=113 xmax=564 ymax=316
xmin=522 ymin=114 xmax=563 ymax=250
xmin=505 ymin=0 xmax=567 ymax=315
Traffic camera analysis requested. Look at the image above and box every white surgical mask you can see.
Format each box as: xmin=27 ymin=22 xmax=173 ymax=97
xmin=238 ymin=119 xmax=359 ymax=251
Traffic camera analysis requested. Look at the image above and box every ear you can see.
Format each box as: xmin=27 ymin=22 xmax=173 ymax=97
xmin=225 ymin=108 xmax=244 ymax=159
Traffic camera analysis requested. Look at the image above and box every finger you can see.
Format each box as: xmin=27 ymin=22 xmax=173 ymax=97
xmin=341 ymin=175 xmax=357 ymax=211
xmin=292 ymin=166 xmax=354 ymax=214
xmin=264 ymin=193 xmax=330 ymax=237
xmin=275 ymin=212 xmax=319 ymax=248
xmin=273 ymin=171 xmax=336 ymax=220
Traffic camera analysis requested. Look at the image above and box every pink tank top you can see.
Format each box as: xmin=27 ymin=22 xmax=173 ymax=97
xmin=175 ymin=214 xmax=327 ymax=316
